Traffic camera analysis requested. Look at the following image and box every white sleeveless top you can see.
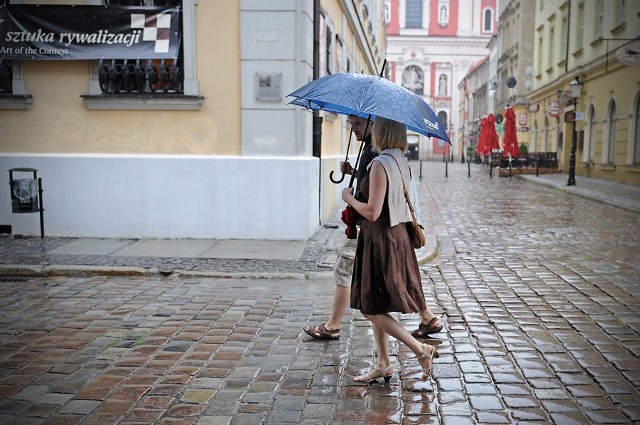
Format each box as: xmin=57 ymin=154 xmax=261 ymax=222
xmin=370 ymin=148 xmax=412 ymax=227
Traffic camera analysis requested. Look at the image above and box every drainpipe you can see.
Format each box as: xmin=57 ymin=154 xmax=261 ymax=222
xmin=312 ymin=0 xmax=322 ymax=158
xmin=313 ymin=0 xmax=323 ymax=225
xmin=565 ymin=0 xmax=571 ymax=73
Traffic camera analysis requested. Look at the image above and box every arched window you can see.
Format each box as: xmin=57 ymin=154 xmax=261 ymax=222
xmin=586 ymin=105 xmax=596 ymax=163
xmin=483 ymin=8 xmax=493 ymax=32
xmin=543 ymin=116 xmax=549 ymax=151
xmin=634 ymin=94 xmax=640 ymax=165
xmin=438 ymin=111 xmax=448 ymax=129
xmin=532 ymin=120 xmax=537 ymax=152
xmin=402 ymin=65 xmax=424 ymax=95
xmin=607 ymin=101 xmax=617 ymax=164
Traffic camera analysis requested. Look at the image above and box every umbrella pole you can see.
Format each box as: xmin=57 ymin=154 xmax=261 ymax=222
xmin=330 ymin=130 xmax=354 ymax=184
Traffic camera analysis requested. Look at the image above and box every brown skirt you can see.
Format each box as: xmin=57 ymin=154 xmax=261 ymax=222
xmin=350 ymin=216 xmax=427 ymax=315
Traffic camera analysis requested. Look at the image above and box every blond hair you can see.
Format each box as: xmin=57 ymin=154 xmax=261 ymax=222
xmin=372 ymin=116 xmax=408 ymax=153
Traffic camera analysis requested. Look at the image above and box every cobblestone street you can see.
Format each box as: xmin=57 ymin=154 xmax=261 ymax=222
xmin=0 ymin=162 xmax=639 ymax=424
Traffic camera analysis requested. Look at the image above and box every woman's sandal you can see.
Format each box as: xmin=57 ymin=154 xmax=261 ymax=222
xmin=303 ymin=323 xmax=340 ymax=340
xmin=411 ymin=317 xmax=443 ymax=338
xmin=354 ymin=365 xmax=395 ymax=384
xmin=418 ymin=343 xmax=439 ymax=381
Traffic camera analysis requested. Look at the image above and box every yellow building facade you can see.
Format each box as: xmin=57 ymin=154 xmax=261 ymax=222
xmin=528 ymin=0 xmax=640 ymax=185
xmin=0 ymin=0 xmax=385 ymax=238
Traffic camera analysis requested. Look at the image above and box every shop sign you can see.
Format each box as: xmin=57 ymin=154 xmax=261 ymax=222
xmin=518 ymin=114 xmax=528 ymax=125
xmin=0 ymin=5 xmax=180 ymax=60
xmin=548 ymin=101 xmax=560 ymax=117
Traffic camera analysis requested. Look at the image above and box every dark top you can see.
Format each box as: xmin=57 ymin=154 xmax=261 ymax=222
xmin=355 ymin=134 xmax=377 ymax=198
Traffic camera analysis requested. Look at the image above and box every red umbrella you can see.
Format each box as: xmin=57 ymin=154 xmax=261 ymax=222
xmin=503 ymin=107 xmax=519 ymax=158
xmin=486 ymin=113 xmax=500 ymax=152
xmin=476 ymin=117 xmax=489 ymax=155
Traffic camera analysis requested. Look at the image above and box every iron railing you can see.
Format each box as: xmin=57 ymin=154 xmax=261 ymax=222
xmin=98 ymin=59 xmax=183 ymax=94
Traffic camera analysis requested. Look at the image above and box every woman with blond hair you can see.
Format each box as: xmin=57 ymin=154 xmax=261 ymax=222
xmin=342 ymin=116 xmax=439 ymax=383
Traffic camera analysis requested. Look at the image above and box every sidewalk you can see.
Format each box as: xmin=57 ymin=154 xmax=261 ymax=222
xmin=0 ymin=167 xmax=638 ymax=279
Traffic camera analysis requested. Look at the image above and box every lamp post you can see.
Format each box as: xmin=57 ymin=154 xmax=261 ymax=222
xmin=567 ymin=76 xmax=583 ymax=186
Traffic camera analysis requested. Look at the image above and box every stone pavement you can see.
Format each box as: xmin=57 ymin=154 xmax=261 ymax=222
xmin=0 ymin=161 xmax=639 ymax=424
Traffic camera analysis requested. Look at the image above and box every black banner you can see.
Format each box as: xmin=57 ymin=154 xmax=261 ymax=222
xmin=0 ymin=5 xmax=181 ymax=60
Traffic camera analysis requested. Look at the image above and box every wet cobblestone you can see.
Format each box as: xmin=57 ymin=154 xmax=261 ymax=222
xmin=0 ymin=162 xmax=639 ymax=424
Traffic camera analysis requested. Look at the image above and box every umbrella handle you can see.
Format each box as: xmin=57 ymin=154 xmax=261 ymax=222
xmin=329 ymin=126 xmax=354 ymax=185
xmin=329 ymin=170 xmax=346 ymax=184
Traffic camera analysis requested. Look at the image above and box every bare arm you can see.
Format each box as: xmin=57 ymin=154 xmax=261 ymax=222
xmin=341 ymin=161 xmax=387 ymax=222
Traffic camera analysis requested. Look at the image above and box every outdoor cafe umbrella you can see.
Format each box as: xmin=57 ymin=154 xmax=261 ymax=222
xmin=502 ymin=107 xmax=520 ymax=159
xmin=476 ymin=116 xmax=489 ymax=156
xmin=486 ymin=113 xmax=500 ymax=153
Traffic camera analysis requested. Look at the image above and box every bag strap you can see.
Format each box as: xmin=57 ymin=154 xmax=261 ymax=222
xmin=380 ymin=153 xmax=419 ymax=224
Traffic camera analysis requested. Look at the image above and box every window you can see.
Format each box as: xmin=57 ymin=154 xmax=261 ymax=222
xmin=607 ymin=101 xmax=617 ymax=164
xmin=543 ymin=116 xmax=549 ymax=151
xmin=319 ymin=13 xmax=334 ymax=77
xmin=548 ymin=25 xmax=555 ymax=69
xmin=537 ymin=33 xmax=543 ymax=75
xmin=402 ymin=65 xmax=423 ymax=95
xmin=561 ymin=14 xmax=568 ymax=63
xmin=97 ymin=0 xmax=183 ymax=95
xmin=405 ymin=0 xmax=423 ymax=29
xmin=84 ymin=0 xmax=201 ymax=109
xmin=0 ymin=0 xmax=30 ymax=109
xmin=325 ymin=25 xmax=333 ymax=75
xmin=595 ymin=0 xmax=604 ymax=39
xmin=617 ymin=0 xmax=626 ymax=27
xmin=438 ymin=111 xmax=448 ymax=129
xmin=586 ymin=106 xmax=596 ymax=162
xmin=0 ymin=62 xmax=12 ymax=93
xmin=576 ymin=3 xmax=584 ymax=51
xmin=483 ymin=8 xmax=494 ymax=33
xmin=336 ymin=36 xmax=344 ymax=73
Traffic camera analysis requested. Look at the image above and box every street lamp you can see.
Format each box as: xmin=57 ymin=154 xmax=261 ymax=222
xmin=567 ymin=76 xmax=583 ymax=186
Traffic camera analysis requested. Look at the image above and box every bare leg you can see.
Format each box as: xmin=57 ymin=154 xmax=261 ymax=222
xmin=372 ymin=322 xmax=390 ymax=368
xmin=365 ymin=313 xmax=437 ymax=380
xmin=324 ymin=284 xmax=350 ymax=331
xmin=354 ymin=321 xmax=394 ymax=383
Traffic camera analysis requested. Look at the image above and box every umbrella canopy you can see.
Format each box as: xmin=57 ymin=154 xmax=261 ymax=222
xmin=486 ymin=113 xmax=500 ymax=152
xmin=476 ymin=117 xmax=489 ymax=155
xmin=288 ymin=73 xmax=450 ymax=143
xmin=503 ymin=107 xmax=520 ymax=158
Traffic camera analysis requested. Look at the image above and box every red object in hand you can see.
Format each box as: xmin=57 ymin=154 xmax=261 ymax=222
xmin=341 ymin=205 xmax=359 ymax=239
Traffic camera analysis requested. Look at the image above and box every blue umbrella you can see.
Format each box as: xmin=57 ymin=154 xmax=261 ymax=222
xmin=287 ymin=73 xmax=450 ymax=143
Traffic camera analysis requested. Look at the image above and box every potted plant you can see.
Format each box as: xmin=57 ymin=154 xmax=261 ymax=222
xmin=519 ymin=142 xmax=528 ymax=157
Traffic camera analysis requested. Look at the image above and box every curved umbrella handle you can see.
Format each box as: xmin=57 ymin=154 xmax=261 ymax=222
xmin=329 ymin=127 xmax=354 ymax=185
xmin=329 ymin=170 xmax=346 ymax=184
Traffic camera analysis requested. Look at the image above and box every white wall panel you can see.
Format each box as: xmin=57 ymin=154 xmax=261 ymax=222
xmin=1 ymin=154 xmax=319 ymax=240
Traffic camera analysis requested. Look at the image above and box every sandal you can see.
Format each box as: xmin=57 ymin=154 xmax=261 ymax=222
xmin=418 ymin=343 xmax=439 ymax=381
xmin=354 ymin=365 xmax=394 ymax=384
xmin=303 ymin=323 xmax=340 ymax=340
xmin=411 ymin=317 xmax=443 ymax=338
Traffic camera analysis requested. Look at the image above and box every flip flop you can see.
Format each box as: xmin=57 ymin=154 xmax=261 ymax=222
xmin=303 ymin=323 xmax=340 ymax=340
